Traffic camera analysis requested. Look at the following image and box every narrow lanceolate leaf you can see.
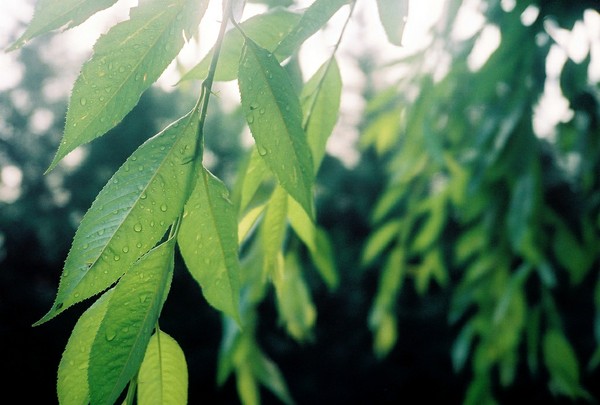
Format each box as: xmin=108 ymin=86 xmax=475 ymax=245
xmin=274 ymin=0 xmax=351 ymax=57
xmin=239 ymin=39 xmax=315 ymax=217
xmin=178 ymin=168 xmax=241 ymax=322
xmin=47 ymin=0 xmax=207 ymax=171
xmin=376 ymin=0 xmax=409 ymax=46
xmin=301 ymin=58 xmax=342 ymax=171
xmin=179 ymin=8 xmax=301 ymax=82
xmin=35 ymin=109 xmax=199 ymax=326
xmin=260 ymin=186 xmax=288 ymax=276
xmin=138 ymin=330 xmax=188 ymax=405
xmin=89 ymin=237 xmax=175 ymax=405
xmin=7 ymin=0 xmax=119 ymax=51
xmin=58 ymin=289 xmax=114 ymax=405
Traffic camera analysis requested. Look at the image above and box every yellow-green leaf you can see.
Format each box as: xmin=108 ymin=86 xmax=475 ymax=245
xmin=138 ymin=330 xmax=188 ymax=405
xmin=48 ymin=0 xmax=207 ymax=171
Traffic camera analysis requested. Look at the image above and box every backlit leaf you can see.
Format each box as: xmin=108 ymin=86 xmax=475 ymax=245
xmin=239 ymin=39 xmax=315 ymax=217
xmin=36 ymin=109 xmax=199 ymax=325
xmin=48 ymin=0 xmax=207 ymax=170
xmin=260 ymin=186 xmax=288 ymax=276
xmin=180 ymin=8 xmax=301 ymax=82
xmin=178 ymin=167 xmax=241 ymax=322
xmin=375 ymin=0 xmax=409 ymax=46
xmin=138 ymin=330 xmax=188 ymax=405
xmin=361 ymin=219 xmax=402 ymax=266
xmin=57 ymin=289 xmax=114 ymax=405
xmin=89 ymin=237 xmax=175 ymax=405
xmin=7 ymin=0 xmax=119 ymax=51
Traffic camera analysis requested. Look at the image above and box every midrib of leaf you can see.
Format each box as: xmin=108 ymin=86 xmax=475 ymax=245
xmin=49 ymin=1 xmax=197 ymax=170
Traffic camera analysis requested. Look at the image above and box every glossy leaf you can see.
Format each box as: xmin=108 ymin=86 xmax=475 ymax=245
xmin=178 ymin=167 xmax=241 ymax=322
xmin=180 ymin=8 xmax=301 ymax=82
xmin=138 ymin=330 xmax=188 ymax=405
xmin=260 ymin=186 xmax=288 ymax=275
xmin=7 ymin=0 xmax=119 ymax=51
xmin=239 ymin=39 xmax=315 ymax=217
xmin=48 ymin=0 xmax=207 ymax=170
xmin=89 ymin=237 xmax=175 ymax=405
xmin=57 ymin=289 xmax=114 ymax=405
xmin=274 ymin=0 xmax=351 ymax=57
xmin=300 ymin=58 xmax=342 ymax=171
xmin=375 ymin=0 xmax=409 ymax=46
xmin=36 ymin=109 xmax=199 ymax=325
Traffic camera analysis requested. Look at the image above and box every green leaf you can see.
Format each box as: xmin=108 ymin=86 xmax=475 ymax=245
xmin=273 ymin=252 xmax=317 ymax=342
xmin=239 ymin=39 xmax=315 ymax=217
xmin=248 ymin=345 xmax=294 ymax=405
xmin=300 ymin=58 xmax=342 ymax=171
xmin=7 ymin=0 xmax=119 ymax=51
xmin=543 ymin=329 xmax=592 ymax=400
xmin=178 ymin=167 xmax=241 ymax=322
xmin=375 ymin=0 xmax=409 ymax=46
xmin=288 ymin=196 xmax=338 ymax=289
xmin=236 ymin=148 xmax=275 ymax=216
xmin=47 ymin=0 xmax=207 ymax=171
xmin=273 ymin=0 xmax=351 ymax=57
xmin=89 ymin=237 xmax=175 ymax=405
xmin=180 ymin=8 xmax=302 ymax=82
xmin=260 ymin=186 xmax=289 ymax=275
xmin=361 ymin=219 xmax=402 ymax=266
xmin=35 ymin=109 xmax=199 ymax=326
xmin=57 ymin=289 xmax=114 ymax=405
xmin=138 ymin=330 xmax=188 ymax=405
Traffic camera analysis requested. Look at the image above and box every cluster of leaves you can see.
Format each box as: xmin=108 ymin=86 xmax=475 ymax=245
xmin=361 ymin=0 xmax=600 ymax=403
xmin=9 ymin=0 xmax=409 ymax=404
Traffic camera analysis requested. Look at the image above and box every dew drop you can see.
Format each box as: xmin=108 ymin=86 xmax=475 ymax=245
xmin=114 ymin=255 xmax=120 ymax=261
xmin=122 ymin=246 xmax=129 ymax=253
xmin=259 ymin=108 xmax=266 ymax=115
xmin=150 ymin=221 xmax=155 ymax=227
xmin=160 ymin=204 xmax=167 ymax=212
xmin=136 ymin=242 xmax=142 ymax=248
xmin=140 ymin=193 xmax=147 ymax=200
xmin=139 ymin=294 xmax=148 ymax=303
xmin=257 ymin=146 xmax=268 ymax=156
xmin=118 ymin=66 xmax=126 ymax=73
xmin=80 ymin=98 xmax=87 ymax=106
xmin=134 ymin=223 xmax=143 ymax=232
xmin=105 ymin=328 xmax=116 ymax=341
xmin=247 ymin=114 xmax=254 ymax=124
xmin=97 ymin=229 xmax=105 ymax=236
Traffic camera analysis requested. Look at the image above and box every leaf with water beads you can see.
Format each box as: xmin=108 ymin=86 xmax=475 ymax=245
xmin=178 ymin=167 xmax=241 ymax=322
xmin=238 ymin=39 xmax=315 ymax=218
xmin=88 ymin=237 xmax=175 ymax=405
xmin=47 ymin=0 xmax=208 ymax=171
xmin=35 ymin=108 xmax=200 ymax=326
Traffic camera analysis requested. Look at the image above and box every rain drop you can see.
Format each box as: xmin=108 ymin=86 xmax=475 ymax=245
xmin=140 ymin=193 xmax=147 ymax=199
xmin=80 ymin=98 xmax=87 ymax=106
xmin=105 ymin=328 xmax=116 ymax=341
xmin=134 ymin=223 xmax=143 ymax=232
xmin=118 ymin=66 xmax=125 ymax=73
xmin=122 ymin=246 xmax=129 ymax=253
xmin=257 ymin=146 xmax=268 ymax=156
xmin=114 ymin=255 xmax=120 ymax=261
xmin=160 ymin=204 xmax=167 ymax=212
xmin=247 ymin=115 xmax=255 ymax=124
xmin=97 ymin=229 xmax=105 ymax=236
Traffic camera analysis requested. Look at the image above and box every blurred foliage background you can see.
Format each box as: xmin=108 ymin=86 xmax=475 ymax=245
xmin=2 ymin=0 xmax=600 ymax=403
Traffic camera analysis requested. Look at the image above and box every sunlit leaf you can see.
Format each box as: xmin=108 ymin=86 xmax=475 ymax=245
xmin=178 ymin=167 xmax=241 ymax=322
xmin=259 ymin=186 xmax=288 ymax=275
xmin=361 ymin=219 xmax=402 ymax=266
xmin=36 ymin=109 xmax=199 ymax=325
xmin=48 ymin=0 xmax=207 ymax=170
xmin=89 ymin=237 xmax=175 ymax=405
xmin=239 ymin=39 xmax=315 ymax=217
xmin=274 ymin=0 xmax=351 ymax=57
xmin=57 ymin=289 xmax=114 ymax=405
xmin=248 ymin=345 xmax=294 ymax=405
xmin=273 ymin=252 xmax=316 ymax=342
xmin=138 ymin=330 xmax=188 ymax=405
xmin=7 ymin=0 xmax=119 ymax=51
xmin=180 ymin=8 xmax=301 ymax=82
xmin=300 ymin=58 xmax=342 ymax=171
xmin=375 ymin=0 xmax=409 ymax=46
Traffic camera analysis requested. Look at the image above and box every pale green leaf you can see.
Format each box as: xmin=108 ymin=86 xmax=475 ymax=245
xmin=237 ymin=148 xmax=274 ymax=216
xmin=300 ymin=58 xmax=342 ymax=171
xmin=48 ymin=0 xmax=207 ymax=170
xmin=36 ymin=109 xmax=199 ymax=326
xmin=274 ymin=0 xmax=351 ymax=57
xmin=57 ymin=289 xmax=114 ymax=405
xmin=138 ymin=330 xmax=188 ymax=405
xmin=7 ymin=0 xmax=119 ymax=51
xmin=239 ymin=39 xmax=315 ymax=217
xmin=179 ymin=8 xmax=301 ymax=82
xmin=361 ymin=219 xmax=402 ymax=266
xmin=273 ymin=252 xmax=316 ymax=342
xmin=376 ymin=0 xmax=409 ymax=46
xmin=288 ymin=196 xmax=338 ymax=289
xmin=238 ymin=204 xmax=266 ymax=244
xmin=178 ymin=167 xmax=241 ymax=322
xmin=89 ymin=237 xmax=175 ymax=405
xmin=260 ymin=186 xmax=288 ymax=275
